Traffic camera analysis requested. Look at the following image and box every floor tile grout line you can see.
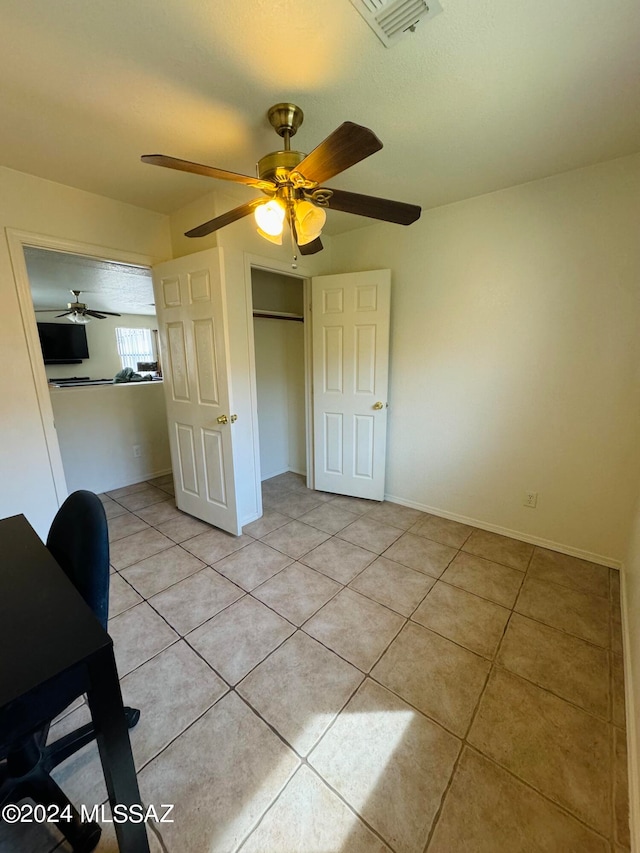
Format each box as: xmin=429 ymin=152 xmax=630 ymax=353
xmin=422 ymin=609 xmax=616 ymax=845
xmin=228 ymin=651 xmax=406 ymax=852
xmin=349 ymin=569 xmax=437 ymax=621
xmin=421 ymin=737 xmax=465 ymax=853
xmin=490 ymin=658 xmax=613 ymax=726
xmin=110 ymin=492 xmax=617 ymax=726
xmin=184 ymin=619 xmax=295 ymax=691
xmin=102 ymin=477 xmax=624 ymax=848
xmin=117 ymin=575 xmax=615 ymax=807
xmin=299 ymin=673 xmax=454 ymax=853
xmin=111 ymin=499 xmax=616 ymax=727
xmin=521 ymin=570 xmax=613 ymax=603
xmin=237 ymin=672 xmax=366 ymax=765
xmin=300 ymin=761 xmax=400 ymax=853
xmin=464 ymin=547 xmax=615 ymax=844
xmin=417 ymin=569 xmax=524 ymax=611
xmin=462 ymin=740 xmax=616 ymax=844
xmin=464 ymin=744 xmax=615 ymax=846
xmin=124 ymin=547 xmax=305 ymax=683
xmin=232 ymin=770 xmax=302 ymax=853
xmin=109 ymin=479 xmax=530 ymax=581
xmin=148 ymin=818 xmax=170 ymax=853
xmin=130 ymin=686 xmax=231 ymax=777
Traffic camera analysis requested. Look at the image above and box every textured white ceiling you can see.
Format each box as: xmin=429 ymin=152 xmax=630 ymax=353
xmin=26 ymin=248 xmax=155 ymax=316
xmin=1 ymin=0 xmax=639 ymax=232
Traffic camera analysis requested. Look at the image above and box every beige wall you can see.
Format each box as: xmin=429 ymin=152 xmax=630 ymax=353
xmin=50 ymin=383 xmax=171 ymax=494
xmin=253 ymin=317 xmax=306 ymax=479
xmin=0 ymin=166 xmax=171 ymax=538
xmin=329 ymin=153 xmax=640 ymax=566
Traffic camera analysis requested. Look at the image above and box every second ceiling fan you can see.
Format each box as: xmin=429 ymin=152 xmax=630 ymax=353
xmin=142 ymin=103 xmax=421 ymax=256
xmin=38 ymin=290 xmax=121 ymax=324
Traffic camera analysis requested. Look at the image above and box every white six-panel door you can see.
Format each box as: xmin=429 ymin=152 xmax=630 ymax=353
xmin=312 ymin=270 xmax=391 ymax=501
xmin=152 ymin=249 xmax=240 ymax=535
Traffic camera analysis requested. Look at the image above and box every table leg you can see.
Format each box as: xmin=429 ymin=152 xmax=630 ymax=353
xmin=85 ymin=644 xmax=150 ymax=853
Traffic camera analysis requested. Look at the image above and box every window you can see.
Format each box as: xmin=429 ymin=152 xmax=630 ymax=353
xmin=115 ymin=327 xmax=154 ymax=371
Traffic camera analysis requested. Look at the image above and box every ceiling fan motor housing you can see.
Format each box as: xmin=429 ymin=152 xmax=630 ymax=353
xmin=257 ymin=150 xmax=306 ymax=184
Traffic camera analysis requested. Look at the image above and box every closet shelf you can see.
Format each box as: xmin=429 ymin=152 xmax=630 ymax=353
xmin=253 ymin=310 xmax=303 ymax=322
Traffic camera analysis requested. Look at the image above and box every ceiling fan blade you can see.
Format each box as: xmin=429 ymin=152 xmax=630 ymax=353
xmin=90 ymin=310 xmax=121 ymax=317
xmin=296 ymin=122 xmax=383 ymax=185
xmin=54 ymin=311 xmax=73 ymax=318
xmin=142 ymin=155 xmax=276 ymax=193
xmin=298 ymin=237 xmax=323 ymax=255
xmin=185 ymin=198 xmax=265 ymax=239
xmin=324 ymin=188 xmax=421 ymax=225
xmin=85 ymin=311 xmax=108 ymax=319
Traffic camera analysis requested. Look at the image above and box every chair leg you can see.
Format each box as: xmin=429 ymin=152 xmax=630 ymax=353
xmin=45 ymin=706 xmax=140 ymax=771
xmin=24 ymin=772 xmax=101 ymax=853
xmin=124 ymin=706 xmax=140 ymax=728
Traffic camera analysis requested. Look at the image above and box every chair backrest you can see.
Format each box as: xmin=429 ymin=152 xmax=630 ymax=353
xmin=46 ymin=490 xmax=110 ymax=627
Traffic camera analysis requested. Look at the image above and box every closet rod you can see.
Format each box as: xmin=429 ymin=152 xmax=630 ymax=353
xmin=253 ymin=311 xmax=303 ymax=322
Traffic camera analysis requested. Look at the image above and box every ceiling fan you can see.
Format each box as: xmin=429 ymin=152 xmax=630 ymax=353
xmin=141 ymin=103 xmax=421 ymax=257
xmin=38 ymin=291 xmax=122 ymax=324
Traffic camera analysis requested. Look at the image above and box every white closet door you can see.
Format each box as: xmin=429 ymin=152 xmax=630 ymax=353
xmin=312 ymin=270 xmax=391 ymax=501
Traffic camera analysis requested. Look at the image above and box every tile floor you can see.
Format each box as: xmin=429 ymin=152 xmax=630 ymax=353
xmin=2 ymin=471 xmax=631 ymax=853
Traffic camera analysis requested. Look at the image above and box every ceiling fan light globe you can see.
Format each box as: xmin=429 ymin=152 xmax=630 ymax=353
xmin=295 ymin=200 xmax=326 ymax=244
xmin=68 ymin=311 xmax=89 ymax=324
xmin=254 ymin=200 xmax=285 ymax=237
xmin=256 ymin=226 xmax=283 ymax=245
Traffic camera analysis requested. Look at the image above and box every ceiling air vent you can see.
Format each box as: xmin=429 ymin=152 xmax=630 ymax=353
xmin=349 ymin=0 xmax=443 ymax=47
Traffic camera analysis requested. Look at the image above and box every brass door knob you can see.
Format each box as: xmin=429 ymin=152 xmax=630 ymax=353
xmin=216 ymin=414 xmax=229 ymax=425
xmin=372 ymin=401 xmax=384 ymax=410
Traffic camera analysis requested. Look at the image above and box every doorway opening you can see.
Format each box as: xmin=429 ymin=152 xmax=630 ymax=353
xmin=250 ymin=267 xmax=311 ymax=487
xmin=13 ymin=237 xmax=171 ymax=498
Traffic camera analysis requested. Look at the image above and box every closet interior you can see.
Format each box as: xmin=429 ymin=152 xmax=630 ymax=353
xmin=251 ymin=268 xmax=307 ymax=482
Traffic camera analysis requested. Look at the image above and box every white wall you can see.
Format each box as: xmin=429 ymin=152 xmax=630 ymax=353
xmin=34 ymin=312 xmax=159 ymax=380
xmin=286 ymin=321 xmax=306 ymax=475
xmin=252 ymin=268 xmax=305 ymax=314
xmin=253 ymin=318 xmax=306 ymax=479
xmin=0 ymin=166 xmax=170 ymax=538
xmin=50 ymin=383 xmax=171 ymax=493
xmin=329 ymin=153 xmax=640 ymax=566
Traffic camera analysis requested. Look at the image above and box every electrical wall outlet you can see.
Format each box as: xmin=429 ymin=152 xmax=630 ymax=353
xmin=523 ymin=491 xmax=538 ymax=508
xmin=133 ymin=445 xmax=142 ymax=458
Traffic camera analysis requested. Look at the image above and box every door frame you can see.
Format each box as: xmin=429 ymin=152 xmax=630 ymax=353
xmin=242 ymin=252 xmax=315 ymax=516
xmin=6 ymin=228 xmax=155 ymax=508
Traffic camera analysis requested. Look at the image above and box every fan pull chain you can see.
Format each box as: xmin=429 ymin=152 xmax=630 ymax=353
xmin=288 ymin=203 xmax=298 ymax=269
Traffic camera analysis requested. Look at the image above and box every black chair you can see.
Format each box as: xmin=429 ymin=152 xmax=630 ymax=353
xmin=0 ymin=491 xmax=140 ymax=852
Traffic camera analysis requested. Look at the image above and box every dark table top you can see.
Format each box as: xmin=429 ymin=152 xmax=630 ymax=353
xmin=0 ymin=514 xmax=110 ymax=708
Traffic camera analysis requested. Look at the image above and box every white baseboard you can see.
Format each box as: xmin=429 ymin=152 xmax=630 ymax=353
xmin=103 ymin=467 xmax=173 ymax=493
xmin=260 ymin=465 xmax=290 ymax=481
xmin=620 ymin=569 xmax=639 ymax=852
xmin=383 ymin=493 xmax=621 ymax=569
xmin=260 ymin=467 xmax=307 ymax=482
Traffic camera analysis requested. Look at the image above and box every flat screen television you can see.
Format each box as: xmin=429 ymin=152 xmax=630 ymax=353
xmin=37 ymin=322 xmax=89 ymax=364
